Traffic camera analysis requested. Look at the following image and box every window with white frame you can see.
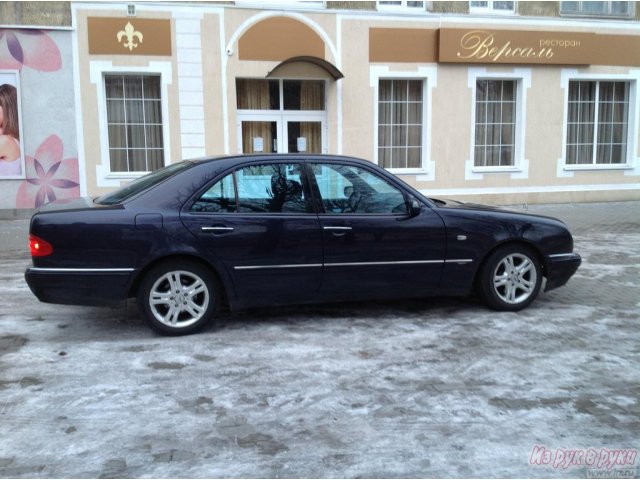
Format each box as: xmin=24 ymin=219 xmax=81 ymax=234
xmin=378 ymin=79 xmax=424 ymax=170
xmin=560 ymin=1 xmax=634 ymax=18
xmin=566 ymin=80 xmax=630 ymax=166
xmin=377 ymin=1 xmax=426 ymax=11
xmin=105 ymin=74 xmax=165 ymax=173
xmin=474 ymin=79 xmax=517 ymax=167
xmin=469 ymin=1 xmax=515 ymax=14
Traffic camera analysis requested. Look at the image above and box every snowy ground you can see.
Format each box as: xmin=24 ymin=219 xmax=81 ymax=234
xmin=0 ymin=202 xmax=638 ymax=478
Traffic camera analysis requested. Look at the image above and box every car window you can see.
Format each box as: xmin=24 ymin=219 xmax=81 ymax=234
xmin=237 ymin=163 xmax=310 ymax=213
xmin=95 ymin=161 xmax=193 ymax=205
xmin=190 ymin=162 xmax=311 ymax=214
xmin=191 ymin=173 xmax=236 ymax=213
xmin=311 ymin=163 xmax=408 ymax=215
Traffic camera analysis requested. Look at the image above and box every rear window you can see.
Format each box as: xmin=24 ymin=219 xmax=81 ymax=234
xmin=95 ymin=162 xmax=193 ymax=205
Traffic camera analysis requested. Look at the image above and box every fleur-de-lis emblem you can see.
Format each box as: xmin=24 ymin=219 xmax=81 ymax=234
xmin=116 ymin=22 xmax=143 ymax=51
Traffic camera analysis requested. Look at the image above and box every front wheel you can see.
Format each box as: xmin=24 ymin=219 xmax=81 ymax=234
xmin=478 ymin=245 xmax=542 ymax=311
xmin=137 ymin=260 xmax=219 ymax=335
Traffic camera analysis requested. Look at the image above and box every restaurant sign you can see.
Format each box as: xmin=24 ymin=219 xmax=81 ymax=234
xmin=439 ymin=28 xmax=640 ymax=67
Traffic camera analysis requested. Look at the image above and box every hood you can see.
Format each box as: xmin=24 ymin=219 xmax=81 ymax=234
xmin=429 ymin=197 xmax=518 ymax=213
xmin=429 ymin=197 xmax=567 ymax=226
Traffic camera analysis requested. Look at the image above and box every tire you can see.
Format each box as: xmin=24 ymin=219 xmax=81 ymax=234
xmin=137 ymin=259 xmax=219 ymax=335
xmin=478 ymin=245 xmax=542 ymax=311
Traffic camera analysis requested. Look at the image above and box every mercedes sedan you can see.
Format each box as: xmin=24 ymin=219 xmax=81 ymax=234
xmin=25 ymin=155 xmax=581 ymax=335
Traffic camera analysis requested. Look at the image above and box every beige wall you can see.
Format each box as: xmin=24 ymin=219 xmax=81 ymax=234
xmin=340 ymin=19 xmax=375 ymax=158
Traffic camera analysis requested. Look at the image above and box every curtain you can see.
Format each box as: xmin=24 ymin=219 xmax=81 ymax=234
xmin=237 ymin=80 xmax=273 ymax=153
xmin=378 ymin=79 xmax=423 ymax=169
xmin=237 ymin=79 xmax=271 ymax=110
xmin=299 ymin=122 xmax=321 ymax=153
xmin=596 ymin=81 xmax=628 ymax=164
xmin=300 ymin=81 xmax=324 ymax=110
xmin=106 ymin=74 xmax=164 ymax=172
xmin=475 ymin=80 xmax=515 ymax=167
xmin=298 ymin=81 xmax=324 ymax=153
xmin=378 ymin=80 xmax=393 ymax=168
xmin=106 ymin=76 xmax=128 ymax=171
xmin=567 ymin=81 xmax=595 ymax=164
xmin=567 ymin=81 xmax=628 ymax=165
xmin=242 ymin=122 xmax=274 ymax=153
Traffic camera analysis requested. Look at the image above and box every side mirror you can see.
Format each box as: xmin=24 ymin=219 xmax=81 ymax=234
xmin=406 ymin=198 xmax=422 ymax=218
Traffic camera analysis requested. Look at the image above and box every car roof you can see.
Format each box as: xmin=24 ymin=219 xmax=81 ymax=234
xmin=187 ymin=154 xmax=373 ymax=167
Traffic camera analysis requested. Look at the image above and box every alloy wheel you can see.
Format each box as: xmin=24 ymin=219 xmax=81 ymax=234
xmin=492 ymin=253 xmax=538 ymax=305
xmin=148 ymin=270 xmax=210 ymax=328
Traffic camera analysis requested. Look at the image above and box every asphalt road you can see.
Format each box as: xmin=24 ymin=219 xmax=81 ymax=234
xmin=0 ymin=202 xmax=638 ymax=478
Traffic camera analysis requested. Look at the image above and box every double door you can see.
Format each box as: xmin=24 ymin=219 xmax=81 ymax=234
xmin=238 ymin=116 xmax=326 ymax=154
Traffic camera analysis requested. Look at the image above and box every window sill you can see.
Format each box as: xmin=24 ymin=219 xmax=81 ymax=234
xmin=386 ymin=168 xmax=431 ymax=175
xmin=472 ymin=166 xmax=522 ymax=174
xmin=559 ymin=13 xmax=634 ymax=20
xmin=468 ymin=9 xmax=516 ymax=16
xmin=377 ymin=8 xmax=428 ymax=14
xmin=563 ymin=164 xmax=633 ymax=172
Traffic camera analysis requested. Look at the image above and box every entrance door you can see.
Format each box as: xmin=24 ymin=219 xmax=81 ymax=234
xmin=236 ymin=78 xmax=327 ymax=154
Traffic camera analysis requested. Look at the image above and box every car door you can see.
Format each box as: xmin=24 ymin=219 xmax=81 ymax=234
xmin=308 ymin=161 xmax=446 ymax=301
xmin=181 ymin=160 xmax=323 ymax=307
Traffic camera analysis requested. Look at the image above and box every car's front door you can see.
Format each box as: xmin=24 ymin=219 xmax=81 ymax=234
xmin=181 ymin=161 xmax=323 ymax=306
xmin=308 ymin=161 xmax=446 ymax=301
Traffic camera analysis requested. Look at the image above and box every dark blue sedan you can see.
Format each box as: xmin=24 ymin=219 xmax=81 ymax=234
xmin=25 ymin=155 xmax=581 ymax=335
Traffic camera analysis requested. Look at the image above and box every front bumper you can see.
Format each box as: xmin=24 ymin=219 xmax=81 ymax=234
xmin=545 ymin=253 xmax=582 ymax=292
xmin=25 ymin=267 xmax=135 ymax=306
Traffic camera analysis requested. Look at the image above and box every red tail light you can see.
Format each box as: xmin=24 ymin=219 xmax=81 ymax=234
xmin=29 ymin=234 xmax=54 ymax=257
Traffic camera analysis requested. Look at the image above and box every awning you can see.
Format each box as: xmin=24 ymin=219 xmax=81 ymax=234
xmin=267 ymin=56 xmax=344 ymax=81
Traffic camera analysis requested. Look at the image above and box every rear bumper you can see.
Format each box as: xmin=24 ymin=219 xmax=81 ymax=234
xmin=545 ymin=253 xmax=582 ymax=292
xmin=25 ymin=267 xmax=135 ymax=306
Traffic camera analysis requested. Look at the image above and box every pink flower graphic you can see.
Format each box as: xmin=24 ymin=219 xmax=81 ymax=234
xmin=16 ymin=135 xmax=80 ymax=208
xmin=0 ymin=29 xmax=62 ymax=72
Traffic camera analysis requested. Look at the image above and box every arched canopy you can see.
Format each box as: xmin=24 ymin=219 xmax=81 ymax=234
xmin=267 ymin=56 xmax=344 ymax=81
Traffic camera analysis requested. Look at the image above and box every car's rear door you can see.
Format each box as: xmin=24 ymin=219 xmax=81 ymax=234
xmin=308 ymin=161 xmax=446 ymax=301
xmin=181 ymin=160 xmax=323 ymax=306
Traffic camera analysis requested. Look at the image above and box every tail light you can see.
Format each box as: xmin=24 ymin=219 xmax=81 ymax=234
xmin=29 ymin=234 xmax=54 ymax=257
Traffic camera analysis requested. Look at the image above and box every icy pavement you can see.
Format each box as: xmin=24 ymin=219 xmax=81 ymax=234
xmin=0 ymin=202 xmax=638 ymax=478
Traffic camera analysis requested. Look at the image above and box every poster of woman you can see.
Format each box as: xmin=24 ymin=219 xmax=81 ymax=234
xmin=0 ymin=71 xmax=25 ymax=178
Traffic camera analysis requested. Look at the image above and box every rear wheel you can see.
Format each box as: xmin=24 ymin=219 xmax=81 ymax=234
xmin=478 ymin=245 xmax=542 ymax=311
xmin=137 ymin=259 xmax=219 ymax=335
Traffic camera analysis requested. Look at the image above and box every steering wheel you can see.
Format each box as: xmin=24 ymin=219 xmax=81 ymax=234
xmin=346 ymin=191 xmax=368 ymax=213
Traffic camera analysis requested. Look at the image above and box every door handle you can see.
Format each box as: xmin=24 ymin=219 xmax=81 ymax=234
xmin=323 ymin=226 xmax=352 ymax=231
xmin=323 ymin=226 xmax=352 ymax=236
xmin=201 ymin=226 xmax=234 ymax=234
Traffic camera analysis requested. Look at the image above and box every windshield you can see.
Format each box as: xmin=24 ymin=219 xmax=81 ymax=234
xmin=95 ymin=162 xmax=193 ymax=205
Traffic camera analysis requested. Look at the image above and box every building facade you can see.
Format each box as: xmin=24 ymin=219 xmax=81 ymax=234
xmin=1 ymin=1 xmax=639 ymax=214
xmin=0 ymin=2 xmax=79 ymax=215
